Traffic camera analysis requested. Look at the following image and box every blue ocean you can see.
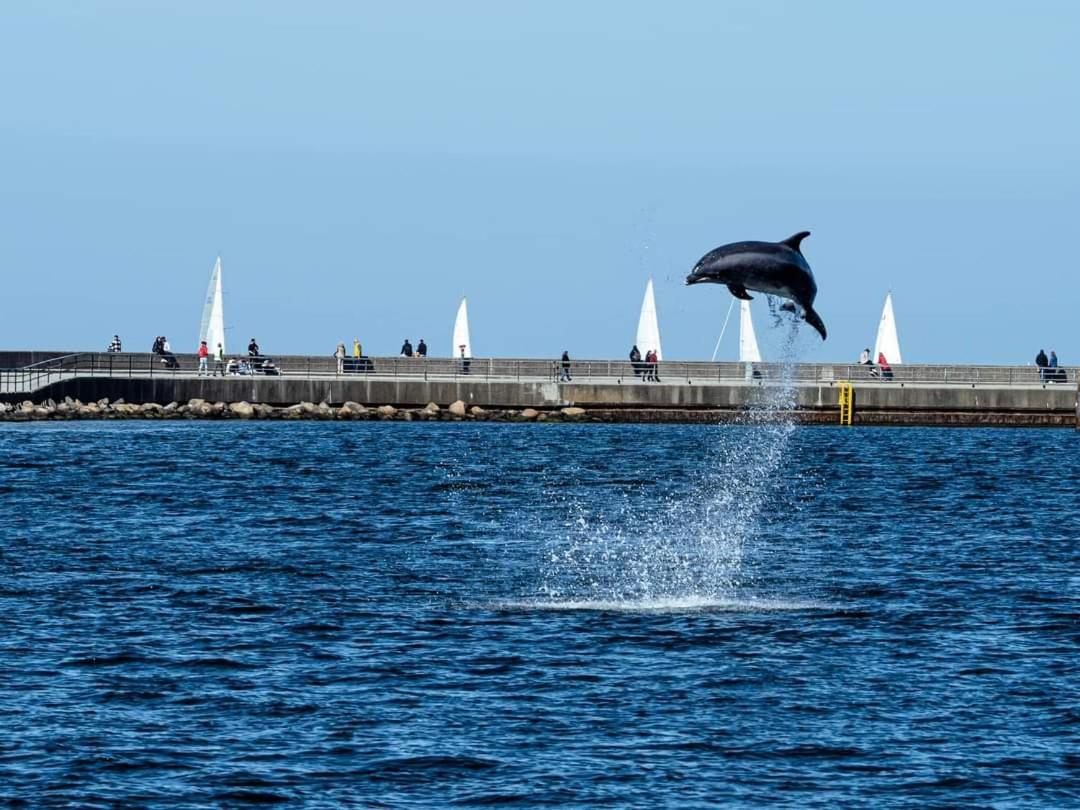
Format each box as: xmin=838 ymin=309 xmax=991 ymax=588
xmin=1 ymin=422 xmax=1076 ymax=807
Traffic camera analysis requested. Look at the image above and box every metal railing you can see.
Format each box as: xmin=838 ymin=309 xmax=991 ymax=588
xmin=1 ymin=352 xmax=1075 ymax=396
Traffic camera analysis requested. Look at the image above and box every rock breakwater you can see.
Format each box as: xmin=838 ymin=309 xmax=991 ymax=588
xmin=0 ymin=398 xmax=603 ymax=423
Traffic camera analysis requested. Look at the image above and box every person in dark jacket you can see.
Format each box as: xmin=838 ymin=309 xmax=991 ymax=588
xmin=417 ymin=339 xmax=428 ymax=358
xmin=248 ymin=338 xmax=260 ymax=357
xmin=629 ymin=345 xmax=643 ymax=379
xmin=1035 ymin=349 xmax=1048 ymax=381
xmin=559 ymin=351 xmax=572 ymax=382
xmin=400 ymin=339 xmax=413 ymax=357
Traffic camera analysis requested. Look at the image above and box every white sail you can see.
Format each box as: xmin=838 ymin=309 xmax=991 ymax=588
xmin=635 ymin=278 xmax=663 ymax=361
xmin=738 ymin=300 xmax=762 ymax=363
xmin=198 ymin=256 xmax=226 ymax=357
xmin=873 ymin=293 xmax=902 ymax=364
xmin=452 ymin=297 xmax=472 ymax=358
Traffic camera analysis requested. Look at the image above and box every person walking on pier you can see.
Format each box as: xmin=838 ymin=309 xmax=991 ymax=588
xmin=400 ymin=339 xmax=413 ymax=358
xmin=214 ymin=342 xmax=225 ymax=376
xmin=353 ymin=338 xmax=362 ymax=359
xmin=559 ymin=350 xmax=572 ymax=382
xmin=335 ymin=342 xmax=347 ymax=374
xmin=197 ymin=340 xmax=209 ymax=375
xmin=1035 ymin=348 xmax=1048 ymax=382
xmin=417 ymin=338 xmax=428 ymax=358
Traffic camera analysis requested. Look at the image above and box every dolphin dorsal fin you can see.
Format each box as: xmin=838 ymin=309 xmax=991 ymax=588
xmin=780 ymin=231 xmax=811 ymax=252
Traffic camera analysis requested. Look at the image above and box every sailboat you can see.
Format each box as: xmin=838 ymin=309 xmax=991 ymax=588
xmin=873 ymin=293 xmax=902 ymax=364
xmin=738 ymin=300 xmax=762 ymax=363
xmin=452 ymin=297 xmax=471 ymax=358
xmin=198 ymin=256 xmax=226 ymax=356
xmin=635 ymin=278 xmax=663 ymax=360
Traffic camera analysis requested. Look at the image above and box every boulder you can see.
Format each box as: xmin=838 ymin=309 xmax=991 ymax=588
xmin=448 ymin=400 xmax=467 ymax=417
xmin=299 ymin=401 xmax=317 ymax=414
xmin=424 ymin=402 xmax=441 ymax=414
xmin=20 ymin=401 xmax=34 ymax=413
xmin=343 ymin=401 xmax=368 ymax=416
xmin=163 ymin=402 xmax=178 ymax=412
xmin=520 ymin=408 xmax=539 ymax=420
xmin=229 ymin=401 xmax=255 ymax=419
xmin=469 ymin=406 xmax=488 ymax=417
xmin=255 ymin=404 xmax=276 ymax=419
xmin=377 ymin=405 xmax=397 ymax=418
xmin=97 ymin=398 xmax=110 ymax=408
xmin=561 ymin=407 xmax=586 ymax=419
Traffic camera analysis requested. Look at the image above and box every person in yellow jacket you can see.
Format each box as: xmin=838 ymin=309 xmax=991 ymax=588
xmin=353 ymin=338 xmax=362 ymax=358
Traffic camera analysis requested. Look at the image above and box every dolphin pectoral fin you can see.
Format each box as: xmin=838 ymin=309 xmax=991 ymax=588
xmin=803 ymin=305 xmax=827 ymax=340
xmin=727 ymin=283 xmax=754 ymax=301
xmin=780 ymin=231 xmax=811 ymax=252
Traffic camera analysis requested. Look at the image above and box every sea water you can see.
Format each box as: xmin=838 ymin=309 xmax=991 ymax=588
xmin=0 ymin=421 xmax=1076 ymax=807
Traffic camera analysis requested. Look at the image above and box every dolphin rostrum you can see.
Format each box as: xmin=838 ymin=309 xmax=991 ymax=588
xmin=686 ymin=231 xmax=827 ymax=340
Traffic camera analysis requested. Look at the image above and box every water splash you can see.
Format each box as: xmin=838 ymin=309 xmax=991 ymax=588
xmin=536 ymin=318 xmax=808 ymax=606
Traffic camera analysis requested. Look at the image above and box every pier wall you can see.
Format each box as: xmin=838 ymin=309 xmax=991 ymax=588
xmin=13 ymin=374 xmax=1077 ymax=426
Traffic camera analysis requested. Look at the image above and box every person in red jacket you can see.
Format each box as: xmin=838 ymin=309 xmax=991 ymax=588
xmin=198 ymin=340 xmax=209 ymax=376
xmin=877 ymin=352 xmax=893 ymax=381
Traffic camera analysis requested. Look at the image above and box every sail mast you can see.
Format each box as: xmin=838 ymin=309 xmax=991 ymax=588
xmin=738 ymin=300 xmax=762 ymax=363
xmin=452 ymin=297 xmax=472 ymax=358
xmin=198 ymin=256 xmax=226 ymax=356
xmin=635 ymin=278 xmax=663 ymax=361
xmin=873 ymin=293 xmax=902 ymax=364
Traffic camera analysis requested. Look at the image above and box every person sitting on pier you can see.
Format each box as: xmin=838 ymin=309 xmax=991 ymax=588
xmin=417 ymin=338 xmax=428 ymax=358
xmin=877 ymin=352 xmax=893 ymax=381
xmin=108 ymin=335 xmax=122 ymax=353
xmin=260 ymin=358 xmax=280 ymax=376
xmin=226 ymin=357 xmax=239 ymax=375
xmin=400 ymin=339 xmax=413 ymax=357
xmin=151 ymin=336 xmax=164 ymax=354
xmin=248 ymin=338 xmax=260 ymax=357
xmin=1048 ymin=350 xmax=1064 ymax=383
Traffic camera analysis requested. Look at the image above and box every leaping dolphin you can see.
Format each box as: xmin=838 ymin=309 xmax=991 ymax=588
xmin=686 ymin=231 xmax=827 ymax=340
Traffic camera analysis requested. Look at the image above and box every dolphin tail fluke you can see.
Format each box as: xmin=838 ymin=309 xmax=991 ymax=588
xmin=803 ymin=305 xmax=827 ymax=340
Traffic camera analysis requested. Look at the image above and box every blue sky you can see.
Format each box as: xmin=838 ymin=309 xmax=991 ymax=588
xmin=1 ymin=1 xmax=1076 ymax=363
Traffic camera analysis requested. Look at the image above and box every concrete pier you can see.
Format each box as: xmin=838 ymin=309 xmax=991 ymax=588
xmin=1 ymin=351 xmax=1077 ymax=426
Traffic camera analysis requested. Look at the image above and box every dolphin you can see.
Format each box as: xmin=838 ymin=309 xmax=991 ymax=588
xmin=685 ymin=231 xmax=827 ymax=340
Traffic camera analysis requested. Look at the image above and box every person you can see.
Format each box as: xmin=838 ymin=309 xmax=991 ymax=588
xmin=159 ymin=337 xmax=178 ymax=369
xmin=417 ymin=338 xmax=428 ymax=358
xmin=460 ymin=346 xmax=471 ymax=375
xmin=858 ymin=348 xmax=871 ymax=366
xmin=334 ymin=341 xmax=346 ymax=374
xmin=353 ymin=338 xmax=362 ymax=359
xmin=629 ymin=344 xmax=643 ymax=379
xmin=238 ymin=358 xmax=252 ymax=375
xmin=260 ymin=358 xmax=279 ymax=376
xmin=400 ymin=339 xmax=413 ymax=357
xmin=226 ymin=357 xmax=239 ymax=375
xmin=559 ymin=350 xmax=572 ymax=382
xmin=877 ymin=352 xmax=893 ymax=381
xmin=108 ymin=335 xmax=122 ymax=353
xmin=1048 ymin=350 xmax=1064 ymax=383
xmin=248 ymin=338 xmax=260 ymax=357
xmin=151 ymin=336 xmax=164 ymax=354
xmin=645 ymin=349 xmax=661 ymax=382
xmin=1035 ymin=348 xmax=1048 ymax=382
xmin=197 ymin=340 xmax=209 ymax=375
xmin=213 ymin=342 xmax=225 ymax=376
